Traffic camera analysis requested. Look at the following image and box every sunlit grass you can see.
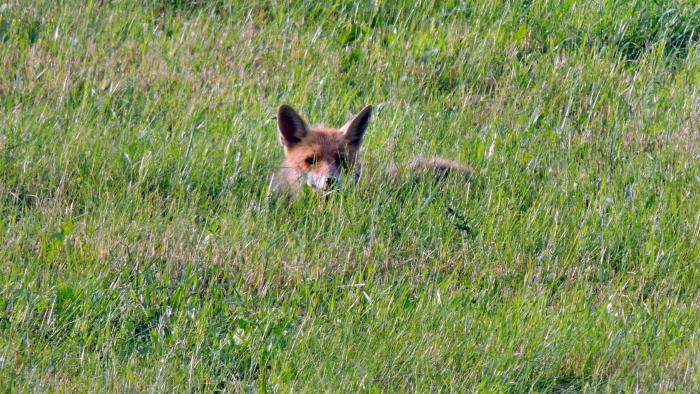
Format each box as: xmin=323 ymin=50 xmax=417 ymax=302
xmin=1 ymin=0 xmax=699 ymax=391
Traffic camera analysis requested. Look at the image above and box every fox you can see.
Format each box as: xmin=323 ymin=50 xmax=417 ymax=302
xmin=269 ymin=104 xmax=471 ymax=196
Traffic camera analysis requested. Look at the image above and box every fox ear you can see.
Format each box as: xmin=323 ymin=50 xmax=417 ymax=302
xmin=277 ymin=105 xmax=309 ymax=146
xmin=341 ymin=105 xmax=372 ymax=147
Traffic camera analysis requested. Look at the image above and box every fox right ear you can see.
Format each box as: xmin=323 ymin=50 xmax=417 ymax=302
xmin=277 ymin=105 xmax=309 ymax=147
xmin=341 ymin=105 xmax=372 ymax=147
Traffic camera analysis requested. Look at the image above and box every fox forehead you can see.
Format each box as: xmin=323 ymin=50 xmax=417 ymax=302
xmin=284 ymin=128 xmax=356 ymax=161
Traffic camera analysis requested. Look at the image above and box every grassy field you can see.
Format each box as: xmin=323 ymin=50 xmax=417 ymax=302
xmin=1 ymin=0 xmax=699 ymax=391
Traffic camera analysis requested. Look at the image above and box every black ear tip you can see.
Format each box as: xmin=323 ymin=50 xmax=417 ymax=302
xmin=358 ymin=106 xmax=372 ymax=124
xmin=278 ymin=104 xmax=294 ymax=116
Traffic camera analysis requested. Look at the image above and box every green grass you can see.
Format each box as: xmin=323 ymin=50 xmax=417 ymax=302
xmin=1 ymin=0 xmax=699 ymax=391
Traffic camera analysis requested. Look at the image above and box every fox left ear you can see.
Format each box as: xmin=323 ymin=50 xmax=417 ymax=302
xmin=341 ymin=105 xmax=372 ymax=147
xmin=277 ymin=104 xmax=309 ymax=147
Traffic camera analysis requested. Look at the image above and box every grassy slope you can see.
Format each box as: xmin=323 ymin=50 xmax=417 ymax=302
xmin=1 ymin=0 xmax=699 ymax=391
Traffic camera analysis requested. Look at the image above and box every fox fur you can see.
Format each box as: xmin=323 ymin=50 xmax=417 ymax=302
xmin=269 ymin=104 xmax=471 ymax=196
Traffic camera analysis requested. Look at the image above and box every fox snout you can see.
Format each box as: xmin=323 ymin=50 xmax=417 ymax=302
xmin=306 ymin=164 xmax=341 ymax=191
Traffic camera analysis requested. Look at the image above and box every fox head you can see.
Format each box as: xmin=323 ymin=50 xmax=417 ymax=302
xmin=277 ymin=104 xmax=372 ymax=193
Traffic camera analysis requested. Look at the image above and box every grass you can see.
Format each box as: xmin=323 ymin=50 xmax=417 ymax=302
xmin=1 ymin=0 xmax=699 ymax=391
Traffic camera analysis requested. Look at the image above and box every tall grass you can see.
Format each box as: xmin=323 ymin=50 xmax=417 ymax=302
xmin=1 ymin=0 xmax=699 ymax=391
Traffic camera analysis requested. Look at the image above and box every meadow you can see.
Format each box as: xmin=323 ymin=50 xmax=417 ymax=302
xmin=1 ymin=0 xmax=699 ymax=391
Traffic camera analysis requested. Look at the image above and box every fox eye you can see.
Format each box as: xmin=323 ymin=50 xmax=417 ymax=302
xmin=305 ymin=156 xmax=317 ymax=166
